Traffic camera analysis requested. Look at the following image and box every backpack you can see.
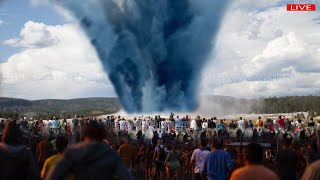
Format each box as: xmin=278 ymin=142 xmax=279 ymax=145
xmin=158 ymin=145 xmax=166 ymax=162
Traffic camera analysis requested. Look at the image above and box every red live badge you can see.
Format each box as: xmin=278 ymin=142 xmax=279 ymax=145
xmin=287 ymin=4 xmax=316 ymax=11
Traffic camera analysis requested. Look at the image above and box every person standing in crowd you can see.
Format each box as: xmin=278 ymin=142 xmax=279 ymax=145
xmin=229 ymin=120 xmax=237 ymax=129
xmin=308 ymin=118 xmax=315 ymax=127
xmin=0 ymin=120 xmax=40 ymax=180
xmin=307 ymin=141 xmax=320 ymax=164
xmin=238 ymin=117 xmax=246 ymax=133
xmin=202 ymin=118 xmax=208 ymax=130
xmin=153 ymin=140 xmax=168 ymax=179
xmin=208 ymin=118 xmax=216 ymax=129
xmin=217 ymin=120 xmax=225 ymax=131
xmin=191 ymin=118 xmax=197 ymax=131
xmin=41 ymin=136 xmax=68 ymax=179
xmin=230 ymin=143 xmax=279 ymax=180
xmin=59 ymin=119 xmax=67 ymax=135
xmin=20 ymin=117 xmax=28 ymax=131
xmin=196 ymin=117 xmax=202 ymax=131
xmin=118 ymin=137 xmax=138 ymax=174
xmin=277 ymin=116 xmax=285 ymax=131
xmin=290 ymin=141 xmax=307 ymax=178
xmin=47 ymin=120 xmax=132 ymax=180
xmin=248 ymin=120 xmax=254 ymax=129
xmin=51 ymin=118 xmax=59 ymax=135
xmin=144 ymin=144 xmax=155 ymax=180
xmin=65 ymin=122 xmax=72 ymax=144
xmin=256 ymin=117 xmax=264 ymax=130
xmin=164 ymin=145 xmax=181 ymax=180
xmin=36 ymin=134 xmax=54 ymax=169
xmin=181 ymin=147 xmax=192 ymax=174
xmin=276 ymin=134 xmax=298 ymax=180
xmin=202 ymin=138 xmax=233 ymax=180
xmin=191 ymin=140 xmax=210 ymax=180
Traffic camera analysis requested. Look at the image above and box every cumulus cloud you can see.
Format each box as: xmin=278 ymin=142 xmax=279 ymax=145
xmin=0 ymin=21 xmax=116 ymax=99
xmin=243 ymin=32 xmax=320 ymax=75
xmin=212 ymin=72 xmax=320 ymax=99
xmin=201 ymin=2 xmax=320 ymax=98
xmin=4 ymin=21 xmax=59 ymax=48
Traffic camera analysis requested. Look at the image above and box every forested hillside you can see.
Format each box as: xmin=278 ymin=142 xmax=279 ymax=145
xmin=0 ymin=96 xmax=319 ymax=119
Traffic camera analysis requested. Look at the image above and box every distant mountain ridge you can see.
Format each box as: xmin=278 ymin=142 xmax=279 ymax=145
xmin=0 ymin=97 xmax=121 ymax=118
xmin=0 ymin=95 xmax=320 ymax=118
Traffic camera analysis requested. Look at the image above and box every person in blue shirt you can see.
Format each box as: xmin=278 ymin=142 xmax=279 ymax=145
xmin=201 ymin=138 xmax=233 ymax=180
xmin=217 ymin=120 xmax=225 ymax=131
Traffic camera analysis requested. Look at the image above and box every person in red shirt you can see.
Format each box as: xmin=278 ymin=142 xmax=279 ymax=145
xmin=278 ymin=116 xmax=285 ymax=130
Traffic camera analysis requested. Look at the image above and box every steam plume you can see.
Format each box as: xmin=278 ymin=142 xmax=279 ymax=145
xmin=57 ymin=0 xmax=230 ymax=113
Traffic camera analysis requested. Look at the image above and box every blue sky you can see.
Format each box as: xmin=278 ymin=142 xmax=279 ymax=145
xmin=0 ymin=0 xmax=66 ymax=61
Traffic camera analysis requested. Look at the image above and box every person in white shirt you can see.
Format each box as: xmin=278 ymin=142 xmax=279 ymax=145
xmin=47 ymin=118 xmax=53 ymax=130
xmin=142 ymin=119 xmax=146 ymax=131
xmin=175 ymin=118 xmax=183 ymax=133
xmin=202 ymin=120 xmax=208 ymax=130
xmin=161 ymin=120 xmax=165 ymax=133
xmin=238 ymin=117 xmax=246 ymax=133
xmin=119 ymin=118 xmax=126 ymax=131
xmin=191 ymin=119 xmax=197 ymax=131
xmin=125 ymin=120 xmax=131 ymax=131
xmin=191 ymin=140 xmax=210 ymax=180
xmin=149 ymin=119 xmax=155 ymax=131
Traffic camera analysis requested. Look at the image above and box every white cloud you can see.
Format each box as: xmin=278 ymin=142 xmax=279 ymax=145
xmin=201 ymin=2 xmax=320 ymax=98
xmin=0 ymin=19 xmax=3 ymax=26
xmin=212 ymin=72 xmax=320 ymax=99
xmin=4 ymin=21 xmax=59 ymax=48
xmin=0 ymin=21 xmax=116 ymax=99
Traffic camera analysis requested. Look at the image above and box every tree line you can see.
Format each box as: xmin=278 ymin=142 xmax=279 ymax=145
xmin=1 ymin=96 xmax=320 ymax=119
xmin=251 ymin=96 xmax=320 ymax=116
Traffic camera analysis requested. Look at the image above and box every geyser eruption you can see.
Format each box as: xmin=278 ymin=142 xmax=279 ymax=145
xmin=57 ymin=0 xmax=229 ymax=113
